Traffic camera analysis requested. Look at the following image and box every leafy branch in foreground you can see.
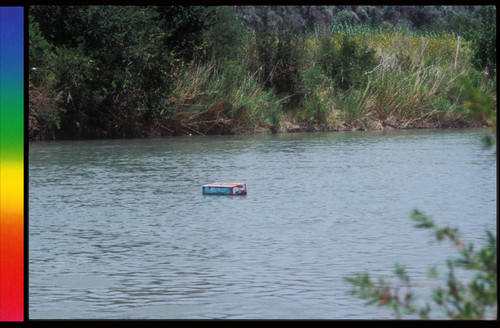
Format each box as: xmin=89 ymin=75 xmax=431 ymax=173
xmin=346 ymin=210 xmax=497 ymax=319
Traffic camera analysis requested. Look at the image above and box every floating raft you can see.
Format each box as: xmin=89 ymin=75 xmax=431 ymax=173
xmin=202 ymin=182 xmax=247 ymax=196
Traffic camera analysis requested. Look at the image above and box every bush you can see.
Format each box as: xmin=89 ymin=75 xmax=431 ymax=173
xmin=203 ymin=6 xmax=248 ymax=62
xmin=470 ymin=6 xmax=496 ymax=76
xmin=252 ymin=9 xmax=304 ymax=104
xmin=298 ymin=65 xmax=334 ymax=125
xmin=29 ymin=15 xmax=62 ymax=139
xmin=155 ymin=6 xmax=212 ymax=64
xmin=273 ymin=24 xmax=304 ymax=99
xmin=317 ymin=34 xmax=377 ymax=91
xmin=449 ymin=11 xmax=479 ymax=40
xmin=254 ymin=25 xmax=275 ymax=89
xmin=30 ymin=6 xmax=175 ymax=138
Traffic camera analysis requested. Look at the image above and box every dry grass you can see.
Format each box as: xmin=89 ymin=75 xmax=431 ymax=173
xmin=167 ymin=61 xmax=281 ymax=135
xmin=294 ymin=25 xmax=491 ymax=131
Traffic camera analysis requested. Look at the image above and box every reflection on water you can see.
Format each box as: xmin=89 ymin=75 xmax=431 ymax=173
xmin=29 ymin=129 xmax=496 ymax=319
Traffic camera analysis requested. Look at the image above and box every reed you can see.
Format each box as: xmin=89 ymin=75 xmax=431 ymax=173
xmin=167 ymin=60 xmax=281 ymax=135
xmin=163 ymin=22 xmax=494 ymax=135
xmin=294 ymin=22 xmax=492 ymax=131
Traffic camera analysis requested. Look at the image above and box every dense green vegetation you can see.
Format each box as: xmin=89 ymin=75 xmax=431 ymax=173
xmin=29 ymin=5 xmax=496 ymax=140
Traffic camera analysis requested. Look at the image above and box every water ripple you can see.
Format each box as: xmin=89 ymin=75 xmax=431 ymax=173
xmin=29 ymin=129 xmax=496 ymax=319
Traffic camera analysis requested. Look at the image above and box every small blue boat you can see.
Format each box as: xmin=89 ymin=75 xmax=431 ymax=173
xmin=202 ymin=182 xmax=247 ymax=196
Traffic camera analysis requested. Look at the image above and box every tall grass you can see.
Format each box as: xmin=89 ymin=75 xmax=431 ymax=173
xmin=166 ymin=60 xmax=282 ymax=135
xmin=163 ymin=22 xmax=494 ymax=135
xmin=293 ymin=22 xmax=493 ymax=131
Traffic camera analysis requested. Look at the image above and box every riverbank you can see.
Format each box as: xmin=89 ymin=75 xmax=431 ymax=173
xmin=29 ymin=8 xmax=496 ymax=140
xmin=28 ymin=93 xmax=491 ymax=140
xmin=29 ymin=53 xmax=494 ymax=140
xmin=29 ymin=116 xmax=488 ymax=141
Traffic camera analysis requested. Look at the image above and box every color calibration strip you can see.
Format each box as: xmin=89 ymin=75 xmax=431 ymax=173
xmin=0 ymin=6 xmax=24 ymax=321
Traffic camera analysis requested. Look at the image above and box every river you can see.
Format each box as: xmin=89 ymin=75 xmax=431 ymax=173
xmin=29 ymin=128 xmax=496 ymax=319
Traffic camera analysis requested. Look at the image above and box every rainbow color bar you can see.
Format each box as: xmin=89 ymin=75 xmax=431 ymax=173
xmin=0 ymin=6 xmax=24 ymax=321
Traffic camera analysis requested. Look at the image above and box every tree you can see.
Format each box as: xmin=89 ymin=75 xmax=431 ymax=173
xmin=470 ymin=5 xmax=496 ymax=76
xmin=202 ymin=6 xmax=248 ymax=62
xmin=317 ymin=34 xmax=376 ymax=91
xmin=449 ymin=11 xmax=479 ymax=40
xmin=155 ymin=6 xmax=212 ymax=63
xmin=29 ymin=14 xmax=61 ymax=140
xmin=29 ymin=6 xmax=175 ymax=138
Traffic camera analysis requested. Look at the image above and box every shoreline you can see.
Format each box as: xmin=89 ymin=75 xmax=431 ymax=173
xmin=28 ymin=6 xmax=496 ymax=143
xmin=28 ymin=120 xmax=489 ymax=141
